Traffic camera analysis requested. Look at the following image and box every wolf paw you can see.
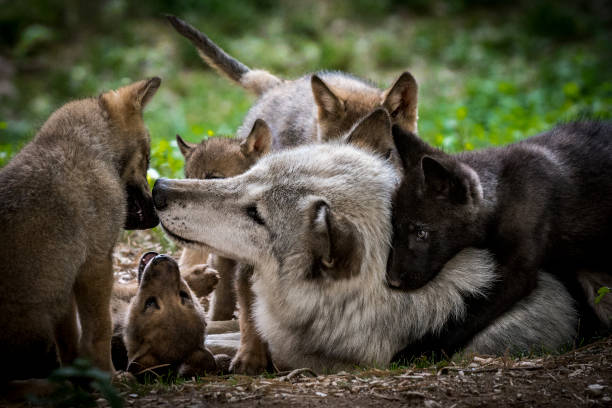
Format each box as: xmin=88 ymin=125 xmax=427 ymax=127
xmin=229 ymin=347 xmax=271 ymax=375
xmin=184 ymin=264 xmax=219 ymax=298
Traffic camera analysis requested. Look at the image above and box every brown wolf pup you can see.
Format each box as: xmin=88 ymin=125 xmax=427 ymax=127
xmin=112 ymin=252 xmax=229 ymax=378
xmin=0 ymin=77 xmax=160 ymax=383
xmin=176 ymin=119 xmax=272 ymax=321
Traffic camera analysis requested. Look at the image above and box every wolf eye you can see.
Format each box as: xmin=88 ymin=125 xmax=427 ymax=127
xmin=206 ymin=173 xmax=224 ymax=180
xmin=144 ymin=296 xmax=159 ymax=310
xmin=416 ymin=229 xmax=429 ymax=241
xmin=246 ymin=205 xmax=265 ymax=225
xmin=384 ymin=149 xmax=393 ymax=160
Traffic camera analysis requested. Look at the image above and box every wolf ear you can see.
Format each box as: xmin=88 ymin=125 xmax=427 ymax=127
xmin=421 ymin=156 xmax=480 ymax=205
xmin=176 ymin=134 xmax=196 ymax=157
xmin=135 ymin=77 xmax=161 ymax=110
xmin=312 ymin=75 xmax=344 ymax=121
xmin=309 ymin=200 xmax=361 ymax=280
xmin=100 ymin=77 xmax=161 ymax=116
xmin=392 ymin=125 xmax=436 ymax=170
xmin=240 ymin=119 xmax=271 ymax=157
xmin=345 ymin=108 xmax=393 ymax=158
xmin=383 ymin=72 xmax=418 ymax=133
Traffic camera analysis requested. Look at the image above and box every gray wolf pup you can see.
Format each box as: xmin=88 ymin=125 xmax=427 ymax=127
xmin=152 ymin=143 xmax=577 ymax=372
xmin=0 ymin=77 xmax=160 ymax=382
xmin=166 ymin=15 xmax=418 ymax=148
xmin=387 ymin=122 xmax=612 ymax=358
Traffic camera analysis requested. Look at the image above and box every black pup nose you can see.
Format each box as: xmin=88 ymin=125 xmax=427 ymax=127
xmin=151 ymin=254 xmax=174 ymax=266
xmin=152 ymin=178 xmax=169 ymax=210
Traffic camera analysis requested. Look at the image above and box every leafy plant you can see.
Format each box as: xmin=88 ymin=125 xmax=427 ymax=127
xmin=28 ymin=359 xmax=123 ymax=408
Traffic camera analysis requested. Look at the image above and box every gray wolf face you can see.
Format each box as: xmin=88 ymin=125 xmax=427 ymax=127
xmin=153 ymin=144 xmax=398 ymax=281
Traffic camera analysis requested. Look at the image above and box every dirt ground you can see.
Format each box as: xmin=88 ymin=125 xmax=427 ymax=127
xmin=106 ymin=232 xmax=612 ymax=408
xmin=109 ymin=336 xmax=611 ymax=408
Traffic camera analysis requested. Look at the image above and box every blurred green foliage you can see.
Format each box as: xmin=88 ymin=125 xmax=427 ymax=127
xmin=1 ymin=0 xmax=610 ymax=179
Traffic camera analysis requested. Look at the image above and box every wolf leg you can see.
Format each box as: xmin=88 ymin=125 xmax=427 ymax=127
xmin=230 ymin=263 xmax=272 ymax=374
xmin=74 ymin=254 xmax=114 ymax=372
xmin=54 ymin=296 xmax=79 ymax=365
xmin=208 ymin=255 xmax=238 ymax=321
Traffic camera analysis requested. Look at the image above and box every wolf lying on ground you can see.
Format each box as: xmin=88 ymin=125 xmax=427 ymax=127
xmin=175 ymin=106 xmax=402 ymax=373
xmin=111 ymin=252 xmax=229 ymax=378
xmin=0 ymin=77 xmax=160 ymax=383
xmin=152 ymin=143 xmax=577 ymax=372
xmin=175 ymin=119 xmax=272 ymax=321
xmin=386 ymin=122 xmax=612 ymax=359
xmin=167 ymin=16 xmax=418 ymax=373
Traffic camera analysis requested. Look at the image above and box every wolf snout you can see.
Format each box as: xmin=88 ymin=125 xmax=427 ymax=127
xmin=153 ymin=178 xmax=170 ymax=210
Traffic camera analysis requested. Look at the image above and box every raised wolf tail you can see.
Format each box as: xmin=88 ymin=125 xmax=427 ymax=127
xmin=166 ymin=15 xmax=282 ymax=96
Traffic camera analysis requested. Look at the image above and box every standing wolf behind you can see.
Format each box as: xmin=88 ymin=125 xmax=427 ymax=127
xmin=152 ymin=143 xmax=578 ymax=372
xmin=387 ymin=121 xmax=612 ymax=359
xmin=167 ymin=15 xmax=417 ymax=373
xmin=0 ymin=77 xmax=160 ymax=383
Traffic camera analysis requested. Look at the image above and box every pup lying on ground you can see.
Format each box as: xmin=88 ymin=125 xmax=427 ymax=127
xmin=152 ymin=143 xmax=577 ymax=372
xmin=167 ymin=14 xmax=417 ymax=373
xmin=111 ymin=252 xmax=230 ymax=378
xmin=387 ymin=122 xmax=612 ymax=358
xmin=0 ymin=77 xmax=160 ymax=383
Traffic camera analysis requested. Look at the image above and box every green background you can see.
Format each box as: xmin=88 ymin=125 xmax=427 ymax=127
xmin=1 ymin=0 xmax=610 ymax=182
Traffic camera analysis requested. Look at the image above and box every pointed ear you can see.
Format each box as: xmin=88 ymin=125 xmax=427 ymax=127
xmin=100 ymin=77 xmax=161 ymax=116
xmin=383 ymin=72 xmax=418 ymax=133
xmin=392 ymin=124 xmax=436 ymax=170
xmin=135 ymin=77 xmax=161 ymax=110
xmin=240 ymin=119 xmax=272 ymax=157
xmin=309 ymin=199 xmax=362 ymax=280
xmin=345 ymin=108 xmax=393 ymax=157
xmin=421 ymin=156 xmax=479 ymax=205
xmin=311 ymin=75 xmax=344 ymax=121
xmin=176 ymin=134 xmax=196 ymax=157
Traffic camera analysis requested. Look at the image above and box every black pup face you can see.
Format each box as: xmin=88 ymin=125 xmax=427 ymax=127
xmin=125 ymin=183 xmax=159 ymax=230
xmin=386 ymin=126 xmax=483 ymax=290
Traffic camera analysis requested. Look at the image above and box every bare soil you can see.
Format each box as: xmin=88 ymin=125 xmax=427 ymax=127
xmin=108 ymin=336 xmax=611 ymax=407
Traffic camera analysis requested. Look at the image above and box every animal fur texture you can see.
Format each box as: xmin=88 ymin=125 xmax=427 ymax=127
xmin=152 ymin=143 xmax=577 ymax=372
xmin=0 ymin=78 xmax=160 ymax=382
xmin=388 ymin=122 xmax=612 ymax=357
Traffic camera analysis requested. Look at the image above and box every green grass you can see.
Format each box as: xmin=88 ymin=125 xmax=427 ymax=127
xmin=1 ymin=1 xmax=610 ymax=181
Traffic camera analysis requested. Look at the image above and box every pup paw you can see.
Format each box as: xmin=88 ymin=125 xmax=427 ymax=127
xmin=184 ymin=264 xmax=219 ymax=298
xmin=229 ymin=346 xmax=272 ymax=375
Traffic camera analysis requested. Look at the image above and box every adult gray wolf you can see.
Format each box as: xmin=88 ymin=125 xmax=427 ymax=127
xmin=167 ymin=18 xmax=418 ymax=370
xmin=0 ymin=77 xmax=160 ymax=383
xmin=387 ymin=122 xmax=612 ymax=358
xmin=152 ymin=143 xmax=577 ymax=372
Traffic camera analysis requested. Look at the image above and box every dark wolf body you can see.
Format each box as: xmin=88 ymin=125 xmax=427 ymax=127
xmin=388 ymin=121 xmax=612 ymax=358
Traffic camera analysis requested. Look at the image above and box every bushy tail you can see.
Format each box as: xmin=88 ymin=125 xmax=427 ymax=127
xmin=166 ymin=15 xmax=282 ymax=96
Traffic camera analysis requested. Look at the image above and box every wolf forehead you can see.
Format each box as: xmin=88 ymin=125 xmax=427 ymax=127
xmin=247 ymin=143 xmax=399 ymax=191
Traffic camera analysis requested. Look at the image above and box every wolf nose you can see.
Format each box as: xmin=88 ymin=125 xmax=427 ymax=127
xmin=151 ymin=254 xmax=173 ymax=265
xmin=152 ymin=178 xmax=168 ymax=210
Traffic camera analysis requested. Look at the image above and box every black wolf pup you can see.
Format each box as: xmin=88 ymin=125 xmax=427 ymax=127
xmin=388 ymin=121 xmax=612 ymax=357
